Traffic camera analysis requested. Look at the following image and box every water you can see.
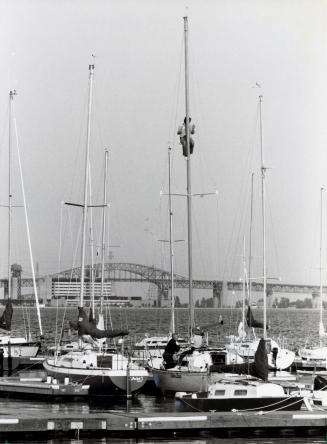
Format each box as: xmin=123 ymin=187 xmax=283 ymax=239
xmin=1 ymin=307 xmax=326 ymax=443
xmin=12 ymin=306 xmax=319 ymax=350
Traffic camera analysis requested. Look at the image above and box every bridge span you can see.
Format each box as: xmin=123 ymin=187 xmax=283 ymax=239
xmin=0 ymin=263 xmax=323 ymax=308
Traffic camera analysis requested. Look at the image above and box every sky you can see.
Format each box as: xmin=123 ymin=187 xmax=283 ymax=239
xmin=0 ymin=0 xmax=327 ymax=291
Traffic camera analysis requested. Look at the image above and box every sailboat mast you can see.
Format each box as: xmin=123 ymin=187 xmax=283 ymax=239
xmin=242 ymin=236 xmax=246 ymax=337
xmin=320 ymin=187 xmax=324 ymax=336
xmin=168 ymin=146 xmax=175 ymax=333
xmin=80 ymin=64 xmax=94 ymax=307
xmin=248 ymin=172 xmax=254 ymax=305
xmin=88 ymin=163 xmax=95 ymax=315
xmin=259 ymin=95 xmax=267 ymax=339
xmin=183 ymin=16 xmax=194 ymax=335
xmin=100 ymin=149 xmax=109 ymax=315
xmin=8 ymin=90 xmax=16 ymax=300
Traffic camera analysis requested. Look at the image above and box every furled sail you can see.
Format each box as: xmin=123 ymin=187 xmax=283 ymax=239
xmin=88 ymin=307 xmax=96 ymax=325
xmin=0 ymin=300 xmax=13 ymax=331
xmin=237 ymin=322 xmax=246 ymax=340
xmin=319 ymin=321 xmax=327 ymax=338
xmin=210 ymin=338 xmax=268 ymax=381
xmin=74 ymin=307 xmax=128 ymax=339
xmin=246 ymin=306 xmax=267 ymax=329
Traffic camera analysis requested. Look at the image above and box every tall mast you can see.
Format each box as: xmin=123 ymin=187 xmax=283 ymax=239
xmin=88 ymin=163 xmax=95 ymax=314
xmin=168 ymin=146 xmax=175 ymax=333
xmin=8 ymin=90 xmax=16 ymax=300
xmin=80 ymin=64 xmax=94 ymax=307
xmin=183 ymin=16 xmax=194 ymax=336
xmin=320 ymin=186 xmax=324 ymax=345
xmin=100 ymin=149 xmax=109 ymax=315
xmin=242 ymin=236 xmax=246 ymax=337
xmin=259 ymin=95 xmax=267 ymax=339
xmin=248 ymin=172 xmax=255 ymax=305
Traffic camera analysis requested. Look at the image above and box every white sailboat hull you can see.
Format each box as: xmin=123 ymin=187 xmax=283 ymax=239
xmin=0 ymin=336 xmax=40 ymax=358
xmin=43 ymin=354 xmax=149 ymax=396
xmin=299 ymin=346 xmax=327 ymax=361
xmin=227 ymin=338 xmax=295 ymax=370
xmin=151 ymin=348 xmax=243 ymax=393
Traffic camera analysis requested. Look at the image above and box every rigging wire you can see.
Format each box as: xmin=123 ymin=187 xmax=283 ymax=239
xmin=222 ymin=101 xmax=260 ymax=284
xmin=12 ymin=100 xmax=43 ymax=336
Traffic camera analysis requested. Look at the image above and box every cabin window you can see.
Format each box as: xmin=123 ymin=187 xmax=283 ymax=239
xmin=210 ymin=352 xmax=226 ymax=365
xmin=214 ymin=390 xmax=225 ymax=396
xmin=234 ymin=390 xmax=247 ymax=396
xmin=97 ymin=355 xmax=112 ymax=368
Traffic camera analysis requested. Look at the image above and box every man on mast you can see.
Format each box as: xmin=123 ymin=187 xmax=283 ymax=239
xmin=178 ymin=117 xmax=195 ymax=157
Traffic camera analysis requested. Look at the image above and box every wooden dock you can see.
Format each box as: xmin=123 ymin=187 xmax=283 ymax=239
xmin=0 ymin=409 xmax=327 ymax=439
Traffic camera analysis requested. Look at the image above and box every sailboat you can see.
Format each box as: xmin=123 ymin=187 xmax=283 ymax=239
xmin=0 ymin=89 xmax=42 ymax=362
xmin=43 ymin=64 xmax=148 ymax=396
xmin=298 ymin=187 xmax=327 ymax=372
xmin=226 ymin=95 xmax=295 ymax=372
xmin=151 ymin=17 xmax=242 ymax=394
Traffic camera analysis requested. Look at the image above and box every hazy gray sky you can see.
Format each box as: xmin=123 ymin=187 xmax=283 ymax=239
xmin=0 ymin=0 xmax=326 ymax=288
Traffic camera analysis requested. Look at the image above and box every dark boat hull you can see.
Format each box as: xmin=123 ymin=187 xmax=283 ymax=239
xmin=176 ymin=395 xmax=303 ymax=412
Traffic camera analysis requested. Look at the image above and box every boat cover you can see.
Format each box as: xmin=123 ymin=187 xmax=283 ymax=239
xmin=246 ymin=306 xmax=267 ymax=329
xmin=210 ymin=338 xmax=268 ymax=381
xmin=71 ymin=307 xmax=129 ymax=339
xmin=0 ymin=300 xmax=13 ymax=331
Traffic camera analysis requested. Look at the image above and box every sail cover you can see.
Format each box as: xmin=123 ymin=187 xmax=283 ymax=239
xmin=210 ymin=338 xmax=268 ymax=381
xmin=76 ymin=307 xmax=128 ymax=339
xmin=88 ymin=307 xmax=96 ymax=325
xmin=246 ymin=306 xmax=266 ymax=329
xmin=0 ymin=300 xmax=13 ymax=331
xmin=319 ymin=321 xmax=327 ymax=338
xmin=237 ymin=322 xmax=246 ymax=340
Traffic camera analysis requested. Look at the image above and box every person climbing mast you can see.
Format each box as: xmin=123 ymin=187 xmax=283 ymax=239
xmin=177 ymin=116 xmax=195 ymax=157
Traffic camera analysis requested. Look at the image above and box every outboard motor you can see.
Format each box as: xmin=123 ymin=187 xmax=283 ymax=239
xmin=272 ymin=347 xmax=278 ymax=367
xmin=314 ymin=375 xmax=327 ymax=391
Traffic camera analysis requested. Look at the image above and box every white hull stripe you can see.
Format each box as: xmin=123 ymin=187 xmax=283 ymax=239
xmin=44 ymin=362 xmax=148 ymax=377
xmin=293 ymin=414 xmax=327 ymax=419
xmin=139 ymin=416 xmax=207 ymax=422
xmin=0 ymin=419 xmax=19 ymax=424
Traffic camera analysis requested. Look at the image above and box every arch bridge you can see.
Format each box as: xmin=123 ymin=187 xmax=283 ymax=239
xmin=50 ymin=262 xmax=222 ymax=307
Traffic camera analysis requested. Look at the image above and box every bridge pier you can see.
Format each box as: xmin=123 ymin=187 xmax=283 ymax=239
xmin=157 ymin=284 xmax=169 ymax=308
xmin=213 ymin=281 xmax=222 ymax=308
xmin=218 ymin=281 xmax=228 ymax=307
xmin=312 ymin=291 xmax=320 ymax=309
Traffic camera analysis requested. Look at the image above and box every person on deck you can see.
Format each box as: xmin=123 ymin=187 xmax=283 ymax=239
xmin=178 ymin=326 xmax=205 ymax=365
xmin=192 ymin=326 xmax=205 ymax=349
xmin=163 ymin=333 xmax=180 ymax=369
xmin=177 ymin=117 xmax=195 ymax=157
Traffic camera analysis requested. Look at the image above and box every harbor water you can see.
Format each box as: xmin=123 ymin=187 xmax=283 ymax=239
xmin=1 ymin=307 xmax=326 ymax=443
